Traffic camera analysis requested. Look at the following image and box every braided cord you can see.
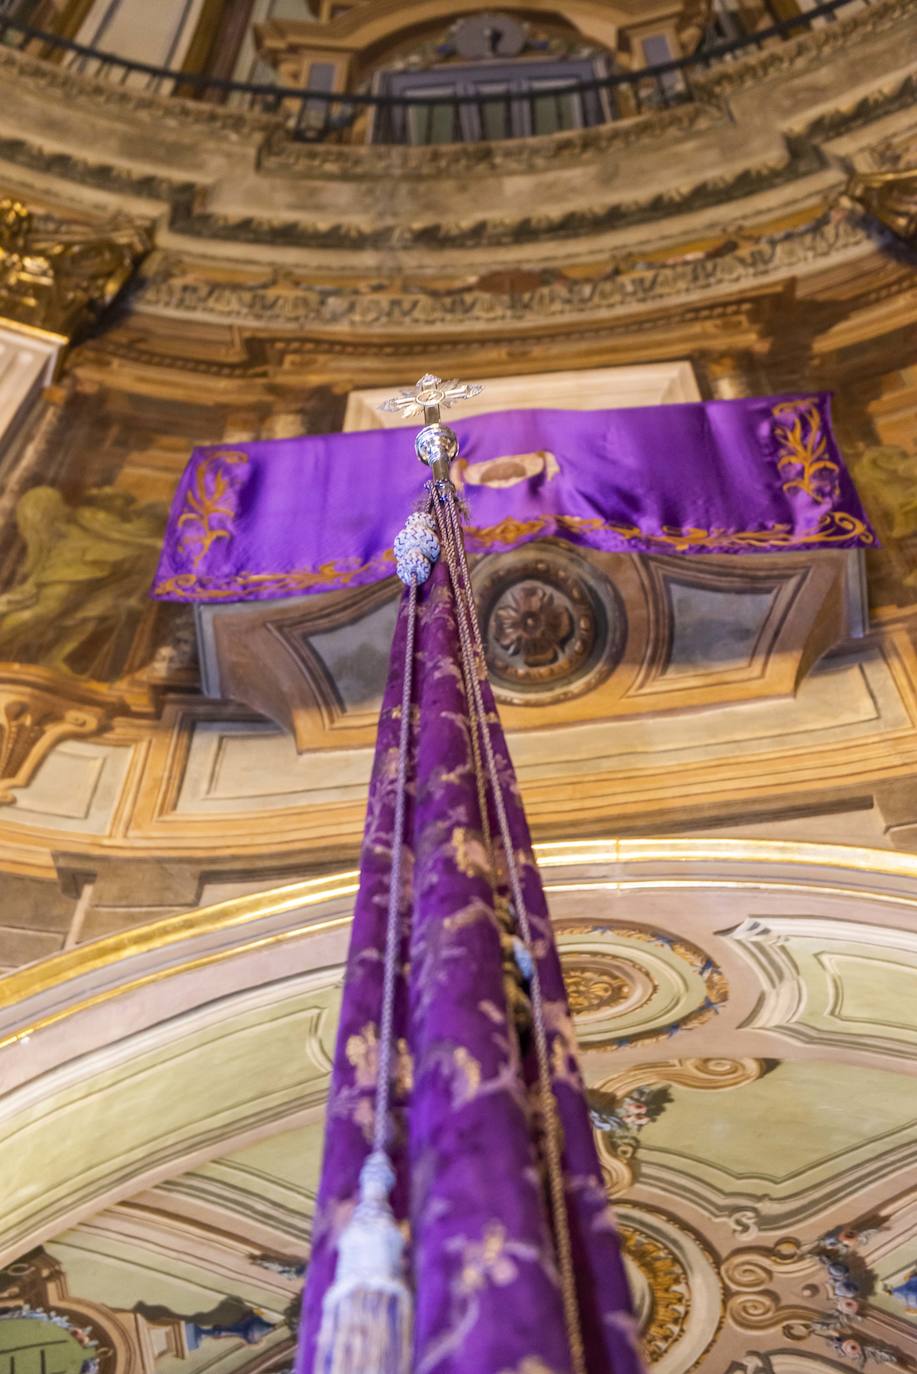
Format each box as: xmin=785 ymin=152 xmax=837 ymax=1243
xmin=373 ymin=575 xmax=418 ymax=1156
xmin=433 ymin=486 xmax=586 ymax=1374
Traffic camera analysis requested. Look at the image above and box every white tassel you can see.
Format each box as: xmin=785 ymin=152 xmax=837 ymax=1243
xmin=315 ymin=1151 xmax=411 ymax=1374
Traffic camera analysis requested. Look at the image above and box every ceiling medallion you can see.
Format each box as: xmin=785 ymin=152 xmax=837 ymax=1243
xmin=562 ymin=955 xmax=656 ymax=1020
xmin=557 ymin=922 xmax=729 ymax=1051
xmin=475 ymin=546 xmax=623 ymax=702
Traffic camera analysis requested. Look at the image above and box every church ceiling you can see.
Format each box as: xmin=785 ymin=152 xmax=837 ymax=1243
xmin=0 ymin=2 xmax=914 ymax=1371
xmin=2 ymin=841 xmax=915 ymax=1372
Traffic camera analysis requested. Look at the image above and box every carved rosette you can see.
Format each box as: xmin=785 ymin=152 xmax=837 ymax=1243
xmin=475 ymin=547 xmax=622 ymax=702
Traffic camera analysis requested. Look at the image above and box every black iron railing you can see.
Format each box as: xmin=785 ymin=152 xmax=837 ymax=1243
xmin=0 ymin=0 xmax=873 ymax=146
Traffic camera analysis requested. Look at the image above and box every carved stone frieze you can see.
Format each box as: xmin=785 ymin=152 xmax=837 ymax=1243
xmin=0 ymin=45 xmax=271 ymax=140
xmin=693 ymin=0 xmax=910 ymax=99
xmin=170 ymin=140 xmax=824 ymax=253
xmin=0 ymin=135 xmax=198 ymax=215
xmin=257 ymin=98 xmax=723 ymax=179
xmin=133 ymin=209 xmax=874 ymax=332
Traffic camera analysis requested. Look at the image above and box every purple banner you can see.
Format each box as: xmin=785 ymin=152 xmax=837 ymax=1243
xmin=298 ymin=557 xmax=643 ymax=1374
xmin=152 ymin=394 xmax=875 ymax=603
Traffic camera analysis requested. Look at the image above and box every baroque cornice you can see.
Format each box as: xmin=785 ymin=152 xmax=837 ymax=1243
xmin=132 ymin=208 xmax=876 ymax=333
xmin=172 ymin=138 xmax=826 ymax=252
xmin=691 ymin=0 xmax=911 ymax=99
xmin=0 ymin=44 xmax=271 ymax=141
xmin=0 ymin=135 xmax=197 ymax=211
xmin=257 ymin=98 xmax=722 ymax=179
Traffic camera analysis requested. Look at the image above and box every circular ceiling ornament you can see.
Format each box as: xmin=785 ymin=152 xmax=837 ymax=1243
xmin=557 ymin=922 xmax=729 ymax=1051
xmin=562 ymin=955 xmax=656 ymax=1020
xmin=475 ymin=546 xmax=624 ymax=703
xmin=453 ymin=12 xmax=527 ymax=60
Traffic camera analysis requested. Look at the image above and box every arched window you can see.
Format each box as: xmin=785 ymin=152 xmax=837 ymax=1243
xmin=368 ymin=11 xmax=613 ymax=145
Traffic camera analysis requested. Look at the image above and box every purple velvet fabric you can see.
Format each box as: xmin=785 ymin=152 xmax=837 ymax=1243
xmin=297 ymin=558 xmax=643 ymax=1374
xmin=152 ymin=394 xmax=875 ymax=603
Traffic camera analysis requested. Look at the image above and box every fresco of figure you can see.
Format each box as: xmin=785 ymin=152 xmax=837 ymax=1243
xmin=0 ymin=485 xmax=167 ymax=677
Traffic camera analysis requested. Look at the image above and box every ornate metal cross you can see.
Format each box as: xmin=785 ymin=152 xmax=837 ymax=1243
xmin=379 ymin=373 xmax=483 ymax=427
xmin=380 ymin=373 xmax=485 ymax=481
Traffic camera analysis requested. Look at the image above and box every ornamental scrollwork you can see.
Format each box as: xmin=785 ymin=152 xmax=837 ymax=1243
xmin=177 ymin=449 xmax=249 ymax=569
xmin=772 ymin=400 xmax=840 ymax=504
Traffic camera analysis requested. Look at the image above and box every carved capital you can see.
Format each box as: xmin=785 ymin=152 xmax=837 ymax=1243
xmin=0 ymin=198 xmax=149 ymax=341
xmin=847 ymin=168 xmax=917 ymax=245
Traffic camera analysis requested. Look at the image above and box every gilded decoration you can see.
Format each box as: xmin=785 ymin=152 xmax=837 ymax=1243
xmin=772 ymin=400 xmax=840 ymax=504
xmin=555 ymin=923 xmax=728 ymax=1051
xmin=0 ymin=673 xmax=119 ymax=805
xmin=617 ymin=1222 xmax=692 ymax=1364
xmin=562 ymin=961 xmax=632 ymax=1016
xmin=0 ymin=199 xmax=147 ymax=341
xmin=847 ymin=165 xmax=917 ymax=242
xmin=176 ymin=450 xmax=249 ymax=569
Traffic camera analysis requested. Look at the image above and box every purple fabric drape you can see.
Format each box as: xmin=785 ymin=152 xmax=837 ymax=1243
xmin=152 ymin=394 xmax=875 ymax=604
xmin=298 ymin=557 xmax=643 ymax=1374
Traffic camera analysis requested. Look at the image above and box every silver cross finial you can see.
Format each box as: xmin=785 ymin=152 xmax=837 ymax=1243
xmin=379 ymin=373 xmax=484 ymax=425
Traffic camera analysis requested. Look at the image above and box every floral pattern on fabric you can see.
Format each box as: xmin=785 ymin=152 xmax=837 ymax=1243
xmin=297 ymin=559 xmax=643 ymax=1374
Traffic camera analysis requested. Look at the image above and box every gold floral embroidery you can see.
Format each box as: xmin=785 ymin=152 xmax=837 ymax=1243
xmin=772 ymin=398 xmax=839 ymax=503
xmin=176 ymin=448 xmax=248 ymax=568
xmin=450 ymin=825 xmax=492 ymax=879
xmin=345 ymin=1022 xmax=413 ymax=1094
xmin=157 ymin=494 xmax=873 ymax=601
xmin=154 ymin=548 xmax=396 ymax=599
xmin=459 ymin=1223 xmax=519 ymax=1293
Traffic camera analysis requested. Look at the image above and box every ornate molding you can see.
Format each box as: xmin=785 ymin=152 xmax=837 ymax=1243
xmin=0 ymin=674 xmax=121 ymax=806
xmin=0 ymin=134 xmax=197 ymax=215
xmin=170 ymin=140 xmax=825 ymax=252
xmin=133 ymin=209 xmax=875 ymax=331
xmin=0 ymin=45 xmax=270 ymax=140
xmin=590 ymin=1057 xmax=770 ymax=1195
xmin=259 ymin=97 xmax=720 ymax=178
xmin=477 ymin=547 xmax=620 ymax=702
xmin=692 ymin=0 xmax=910 ymax=99
xmin=847 ymin=166 xmax=917 ymax=245
xmin=723 ymin=1233 xmax=913 ymax=1368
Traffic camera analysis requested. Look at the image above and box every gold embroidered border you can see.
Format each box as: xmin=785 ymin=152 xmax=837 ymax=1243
xmin=154 ymin=510 xmax=872 ymax=601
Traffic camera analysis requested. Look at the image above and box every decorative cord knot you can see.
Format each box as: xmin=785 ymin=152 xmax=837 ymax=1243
xmin=393 ymin=511 xmax=439 ymax=586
